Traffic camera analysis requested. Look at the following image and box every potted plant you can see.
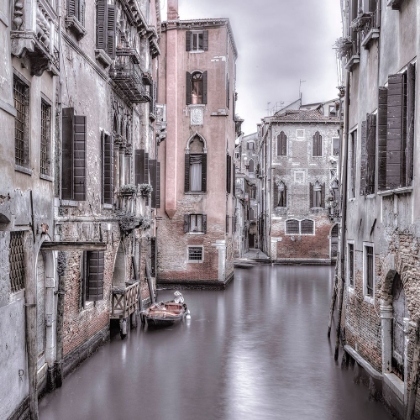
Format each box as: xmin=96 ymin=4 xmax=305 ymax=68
xmin=139 ymin=183 xmax=153 ymax=196
xmin=119 ymin=184 xmax=137 ymax=196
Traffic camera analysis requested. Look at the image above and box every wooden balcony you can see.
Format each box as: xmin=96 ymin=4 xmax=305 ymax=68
xmin=110 ymin=282 xmax=140 ymax=320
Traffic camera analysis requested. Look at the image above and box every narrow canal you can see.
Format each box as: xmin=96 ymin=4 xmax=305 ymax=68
xmin=39 ymin=265 xmax=393 ymax=420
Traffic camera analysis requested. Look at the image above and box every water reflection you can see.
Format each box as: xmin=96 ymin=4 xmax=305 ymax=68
xmin=39 ymin=265 xmax=392 ymax=420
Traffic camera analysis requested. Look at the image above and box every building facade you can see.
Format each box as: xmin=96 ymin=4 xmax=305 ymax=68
xmin=337 ymin=0 xmax=420 ymax=418
xmin=259 ymin=104 xmax=340 ymax=263
xmin=156 ymin=0 xmax=239 ymax=287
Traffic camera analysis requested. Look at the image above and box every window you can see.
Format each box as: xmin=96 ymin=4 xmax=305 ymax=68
xmin=249 ymin=208 xmax=255 ymax=221
xmin=40 ymin=100 xmax=51 ymax=176
xmin=248 ymin=159 xmax=254 ymax=173
xmin=277 ymin=132 xmax=287 ymax=156
xmin=313 ymin=132 xmax=322 ymax=156
xmin=226 ymin=154 xmax=232 ymax=193
xmin=378 ymin=64 xmax=416 ymax=190
xmin=332 ymin=137 xmax=340 ymax=156
xmin=185 ymin=154 xmax=206 ymax=192
xmin=348 ymin=243 xmax=354 ymax=288
xmin=247 ymin=142 xmax=254 ymax=150
xmin=67 ymin=0 xmax=86 ymax=26
xmin=296 ymin=129 xmax=305 ymax=138
xmin=310 ymin=181 xmax=325 ymax=208
xmin=9 ymin=231 xmax=25 ymax=293
xmin=274 ymin=181 xmax=287 ymax=207
xmin=188 ymin=246 xmax=203 ymax=263
xmin=14 ymin=75 xmax=29 ymax=168
xmin=186 ymin=71 xmax=208 ymax=105
xmin=226 ymin=75 xmax=230 ymax=109
xmin=96 ymin=0 xmax=116 ymax=58
xmin=226 ymin=215 xmax=229 ymax=234
xmin=184 ymin=214 xmax=207 ymax=233
xmin=82 ymin=251 xmax=105 ymax=302
xmin=329 ymin=105 xmax=336 ymax=116
xmin=360 ymin=114 xmax=376 ymax=195
xmin=286 ymin=219 xmax=315 ymax=235
xmin=149 ymin=159 xmax=161 ymax=208
xmin=350 ymin=130 xmax=357 ymax=197
xmin=364 ymin=245 xmax=374 ymax=297
xmin=62 ymin=108 xmax=86 ymax=201
xmin=135 ymin=149 xmax=149 ymax=185
xmin=186 ymin=30 xmax=208 ymax=52
xmin=102 ymin=132 xmax=114 ymax=205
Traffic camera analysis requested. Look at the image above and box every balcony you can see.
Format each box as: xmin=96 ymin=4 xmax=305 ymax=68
xmin=11 ymin=0 xmax=59 ymax=76
xmin=110 ymin=61 xmax=151 ymax=103
xmin=110 ymin=282 xmax=140 ymax=320
xmin=352 ymin=12 xmax=380 ymax=49
xmin=344 ymin=42 xmax=360 ymax=72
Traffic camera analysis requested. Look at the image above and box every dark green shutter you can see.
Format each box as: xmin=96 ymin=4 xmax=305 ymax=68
xmin=184 ymin=154 xmax=190 ymax=192
xmin=232 ymin=159 xmax=236 ymax=197
xmin=86 ymin=251 xmax=104 ymax=301
xmin=309 ymin=183 xmax=314 ymax=208
xmin=406 ymin=63 xmax=415 ymax=186
xmin=149 ymin=159 xmax=157 ymax=208
xmin=203 ymin=215 xmax=207 ymax=233
xmin=202 ymin=71 xmax=208 ymax=104
xmin=102 ymin=133 xmax=114 ymax=205
xmin=273 ymin=181 xmax=278 ymax=207
xmin=135 ymin=149 xmax=149 ymax=185
xmin=226 ymin=155 xmax=231 ymax=193
xmin=321 ymin=183 xmax=325 ymax=208
xmin=183 ymin=214 xmax=189 ymax=233
xmin=378 ymin=87 xmax=388 ymax=190
xmin=96 ymin=0 xmax=107 ymax=50
xmin=107 ymin=5 xmax=116 ymax=59
xmin=386 ymin=73 xmax=404 ymax=189
xmin=186 ymin=72 xmax=192 ymax=105
xmin=360 ymin=119 xmax=368 ymax=195
xmin=156 ymin=162 xmax=161 ymax=208
xmin=201 ymin=153 xmax=207 ymax=192
xmin=186 ymin=31 xmax=191 ymax=51
xmin=366 ymin=114 xmax=377 ymax=195
xmin=203 ymin=30 xmax=209 ymax=50
xmin=62 ymin=108 xmax=74 ymax=200
xmin=67 ymin=0 xmax=76 ymax=17
xmin=73 ymin=115 xmax=86 ymax=201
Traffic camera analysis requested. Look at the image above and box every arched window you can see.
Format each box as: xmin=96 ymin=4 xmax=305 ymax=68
xmin=310 ymin=181 xmax=324 ymax=208
xmin=277 ymin=132 xmax=287 ymax=156
xmin=301 ymin=219 xmax=314 ymax=235
xmin=286 ymin=219 xmax=299 ymax=235
xmin=248 ymin=159 xmax=254 ymax=173
xmin=277 ymin=181 xmax=287 ymax=207
xmin=313 ymin=132 xmax=322 ymax=156
xmin=186 ymin=71 xmax=208 ymax=105
xmin=185 ymin=135 xmax=207 ymax=193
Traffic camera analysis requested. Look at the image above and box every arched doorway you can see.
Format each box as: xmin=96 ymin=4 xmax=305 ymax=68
xmin=392 ymin=273 xmax=407 ymax=380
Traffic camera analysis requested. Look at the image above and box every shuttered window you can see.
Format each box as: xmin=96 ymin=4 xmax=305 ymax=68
xmin=226 ymin=76 xmax=230 ymax=109
xmin=134 ymin=149 xmax=149 ymax=185
xmin=185 ymin=153 xmax=207 ymax=193
xmin=300 ymin=219 xmax=314 ymax=235
xmin=96 ymin=0 xmax=116 ymax=58
xmin=360 ymin=120 xmax=368 ymax=194
xmin=150 ymin=237 xmax=157 ymax=277
xmin=149 ymin=159 xmax=161 ymax=208
xmin=277 ymin=132 xmax=287 ymax=156
xmin=186 ymin=30 xmax=208 ymax=51
xmin=67 ymin=0 xmax=86 ymax=26
xmin=310 ymin=182 xmax=325 ymax=208
xmin=62 ymin=108 xmax=86 ymax=201
xmin=348 ymin=244 xmax=354 ymax=288
xmin=365 ymin=246 xmax=374 ymax=297
xmin=350 ymin=130 xmax=357 ymax=197
xmin=184 ymin=214 xmax=207 ymax=233
xmin=186 ymin=71 xmax=207 ymax=105
xmin=102 ymin=132 xmax=114 ymax=205
xmin=226 ymin=215 xmax=230 ymax=234
xmin=40 ymin=100 xmax=51 ymax=176
xmin=313 ymin=132 xmax=322 ymax=156
xmin=226 ymin=154 xmax=232 ymax=193
xmin=286 ymin=219 xmax=315 ymax=235
xmin=14 ymin=75 xmax=29 ymax=168
xmin=84 ymin=251 xmax=105 ymax=302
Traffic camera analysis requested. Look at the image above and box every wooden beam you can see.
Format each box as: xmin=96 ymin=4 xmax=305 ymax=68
xmin=41 ymin=241 xmax=107 ymax=251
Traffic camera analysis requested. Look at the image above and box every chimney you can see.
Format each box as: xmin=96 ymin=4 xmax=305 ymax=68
xmin=167 ymin=0 xmax=179 ymax=20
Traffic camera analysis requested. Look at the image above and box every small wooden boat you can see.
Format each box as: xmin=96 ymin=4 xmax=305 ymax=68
xmin=234 ymin=258 xmax=256 ymax=268
xmin=141 ymin=293 xmax=188 ymax=327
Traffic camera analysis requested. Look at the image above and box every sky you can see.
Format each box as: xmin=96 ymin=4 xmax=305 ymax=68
xmin=160 ymin=0 xmax=343 ymax=135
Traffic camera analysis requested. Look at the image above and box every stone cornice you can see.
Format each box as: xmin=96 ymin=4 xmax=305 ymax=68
xmin=162 ymin=18 xmax=238 ymax=59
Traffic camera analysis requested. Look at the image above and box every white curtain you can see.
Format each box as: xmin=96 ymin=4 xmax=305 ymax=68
xmin=190 ymin=154 xmax=203 ymax=191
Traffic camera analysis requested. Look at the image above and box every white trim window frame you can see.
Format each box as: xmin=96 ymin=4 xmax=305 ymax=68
xmin=285 ymin=218 xmax=315 ymax=236
xmin=187 ymin=245 xmax=204 ymax=263
xmin=363 ymin=242 xmax=375 ymax=303
xmin=347 ymin=241 xmax=355 ymax=292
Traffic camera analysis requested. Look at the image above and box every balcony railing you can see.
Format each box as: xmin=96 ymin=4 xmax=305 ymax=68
xmin=110 ymin=61 xmax=151 ymax=103
xmin=356 ymin=11 xmax=380 ymax=49
xmin=110 ymin=282 xmax=140 ymax=320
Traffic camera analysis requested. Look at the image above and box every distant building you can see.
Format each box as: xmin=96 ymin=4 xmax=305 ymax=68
xmin=156 ymin=0 xmax=240 ymax=287
xmin=259 ymin=102 xmax=341 ymax=263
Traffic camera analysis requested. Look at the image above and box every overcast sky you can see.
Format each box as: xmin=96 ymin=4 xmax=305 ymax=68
xmin=161 ymin=0 xmax=342 ymax=135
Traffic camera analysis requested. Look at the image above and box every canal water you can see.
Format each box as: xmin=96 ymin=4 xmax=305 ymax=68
xmin=39 ymin=265 xmax=393 ymax=420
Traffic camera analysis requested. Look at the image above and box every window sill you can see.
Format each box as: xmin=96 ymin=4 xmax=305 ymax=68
xmin=9 ymin=289 xmax=25 ymax=304
xmin=102 ymin=203 xmax=113 ymax=210
xmin=364 ymin=295 xmax=374 ymax=305
xmin=60 ymin=199 xmax=80 ymax=207
xmin=40 ymin=174 xmax=53 ymax=182
xmin=95 ymin=49 xmax=112 ymax=68
xmin=345 ymin=54 xmax=360 ymax=72
xmin=188 ymin=232 xmax=204 ymax=235
xmin=361 ymin=28 xmax=380 ymax=49
xmin=185 ymin=192 xmax=206 ymax=195
xmin=377 ymin=186 xmax=413 ymax=197
xmin=187 ymin=260 xmax=203 ymax=264
xmin=65 ymin=16 xmax=86 ymax=40
xmin=188 ymin=50 xmax=204 ymax=54
xmin=15 ymin=165 xmax=32 ymax=176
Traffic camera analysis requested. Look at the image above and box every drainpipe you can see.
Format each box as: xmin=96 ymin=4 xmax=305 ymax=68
xmin=334 ymin=69 xmax=350 ymax=360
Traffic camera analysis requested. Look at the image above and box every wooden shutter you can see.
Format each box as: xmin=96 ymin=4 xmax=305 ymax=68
xmin=149 ymin=159 xmax=157 ymax=208
xmin=387 ymin=73 xmax=404 ymax=190
xmin=67 ymin=0 xmax=76 ymax=17
xmin=183 ymin=214 xmax=189 ymax=233
xmin=203 ymin=214 xmax=207 ymax=233
xmin=150 ymin=237 xmax=157 ymax=277
xmin=203 ymin=30 xmax=209 ymax=50
xmin=156 ymin=162 xmax=161 ymax=208
xmin=62 ymin=108 xmax=74 ymax=200
xmin=366 ymin=114 xmax=377 ymax=195
xmin=184 ymin=154 xmax=190 ymax=192
xmin=79 ymin=0 xmax=85 ymax=25
xmin=96 ymin=0 xmax=107 ymax=50
xmin=313 ymin=132 xmax=322 ymax=156
xmin=226 ymin=215 xmax=229 ymax=234
xmin=186 ymin=31 xmax=192 ymax=51
xmin=226 ymin=155 xmax=231 ymax=193
xmin=202 ymin=71 xmax=208 ymax=104
xmin=102 ymin=132 xmax=114 ymax=205
xmin=232 ymin=159 xmax=236 ymax=197
xmin=309 ymin=183 xmax=314 ymax=208
xmin=378 ymin=87 xmax=388 ymax=190
xmin=135 ymin=149 xmax=149 ymax=185
xmin=186 ymin=72 xmax=192 ymax=105
xmin=107 ymin=5 xmax=116 ymax=59
xmin=360 ymin=120 xmax=368 ymax=195
xmin=226 ymin=76 xmax=230 ymax=109
xmin=73 ymin=115 xmax=86 ymax=201
xmin=406 ymin=63 xmax=415 ymax=186
xmin=321 ymin=183 xmax=325 ymax=208
xmin=201 ymin=153 xmax=207 ymax=192
xmin=86 ymin=251 xmax=104 ymax=301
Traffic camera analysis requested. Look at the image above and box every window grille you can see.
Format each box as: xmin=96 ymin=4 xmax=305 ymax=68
xmin=188 ymin=246 xmax=203 ymax=262
xmin=349 ymin=244 xmax=354 ymax=287
xmin=366 ymin=246 xmax=374 ymax=296
xmin=286 ymin=219 xmax=299 ymax=235
xmin=41 ymin=100 xmax=51 ymax=176
xmin=14 ymin=76 xmax=29 ymax=167
xmin=9 ymin=232 xmax=25 ymax=293
xmin=300 ymin=219 xmax=314 ymax=235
